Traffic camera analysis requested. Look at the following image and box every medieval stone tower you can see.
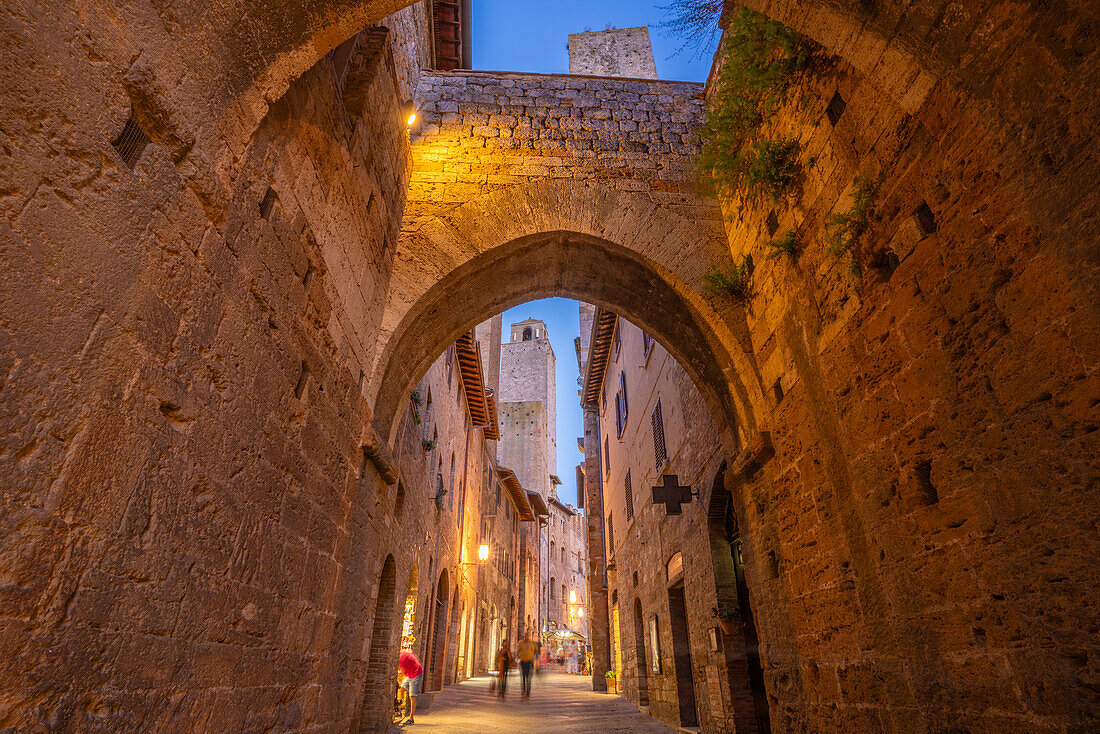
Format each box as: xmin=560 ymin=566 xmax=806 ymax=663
xmin=498 ymin=318 xmax=557 ymax=497
xmin=567 ymin=26 xmax=658 ymax=79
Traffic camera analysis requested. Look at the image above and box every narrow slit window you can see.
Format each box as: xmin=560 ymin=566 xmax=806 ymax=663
xmin=766 ymin=210 xmax=779 ymax=237
xmin=826 ymin=91 xmax=847 ymax=126
xmin=915 ymin=461 xmax=938 ymax=504
xmin=259 ymin=186 xmax=279 ymax=220
xmin=774 ymin=378 xmax=784 ymax=404
xmin=112 ymin=115 xmax=150 ymax=169
xmin=294 ymin=362 xmax=309 ymax=399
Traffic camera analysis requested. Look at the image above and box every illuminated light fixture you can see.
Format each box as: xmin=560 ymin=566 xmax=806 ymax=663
xmin=569 ymin=589 xmax=577 ymax=604
xmin=577 ymin=608 xmax=584 ymax=618
xmin=477 ymin=543 xmax=490 ymax=562
xmin=402 ymin=100 xmax=417 ymax=127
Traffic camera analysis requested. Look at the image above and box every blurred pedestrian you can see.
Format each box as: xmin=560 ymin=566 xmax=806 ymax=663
xmin=518 ymin=632 xmax=537 ymax=699
xmin=495 ymin=638 xmax=512 ymax=698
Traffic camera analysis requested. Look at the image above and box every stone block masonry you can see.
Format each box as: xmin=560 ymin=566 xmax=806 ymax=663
xmin=568 ymin=27 xmax=659 ymax=80
xmin=407 ymin=70 xmax=706 ymax=220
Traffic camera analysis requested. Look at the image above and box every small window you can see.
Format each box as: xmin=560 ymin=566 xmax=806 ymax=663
xmin=259 ymin=186 xmax=279 ymax=220
xmin=914 ymin=202 xmax=937 ymax=236
xmin=112 ymin=114 xmax=150 ymax=169
xmin=603 ymin=436 xmax=610 ymax=475
xmin=774 ymin=378 xmax=784 ymax=404
xmin=624 ymin=469 xmax=634 ymax=521
xmin=915 ymin=460 xmax=938 ymax=504
xmin=651 ymin=400 xmax=667 ymax=471
xmin=550 ymin=579 xmax=556 ymax=599
xmin=826 ymin=91 xmax=847 ymax=126
xmin=766 ymin=210 xmax=779 ymax=237
xmin=523 ymin=327 xmax=533 ymax=341
xmin=607 ymin=513 xmax=614 ymax=552
xmin=615 ymin=371 xmax=629 ymax=437
xmin=642 ymin=331 xmax=654 ymax=356
xmin=561 ymin=547 xmax=566 ymax=564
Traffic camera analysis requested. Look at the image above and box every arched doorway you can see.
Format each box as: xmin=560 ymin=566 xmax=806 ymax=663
xmin=400 ymin=565 xmax=419 ymax=652
xmin=633 ymin=598 xmax=649 ymax=707
xmin=427 ymin=569 xmax=450 ymax=691
xmin=708 ymin=465 xmax=770 ymax=732
xmin=355 ymin=555 xmax=398 ymax=732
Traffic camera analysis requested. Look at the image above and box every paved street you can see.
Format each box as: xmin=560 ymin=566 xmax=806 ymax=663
xmin=387 ymin=672 xmax=674 ymax=733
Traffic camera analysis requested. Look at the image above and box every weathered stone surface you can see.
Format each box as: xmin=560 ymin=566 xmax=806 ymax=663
xmin=1 ymin=0 xmax=1098 ymax=732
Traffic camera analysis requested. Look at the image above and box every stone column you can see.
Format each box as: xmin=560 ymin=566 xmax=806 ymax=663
xmin=582 ymin=406 xmax=611 ymax=690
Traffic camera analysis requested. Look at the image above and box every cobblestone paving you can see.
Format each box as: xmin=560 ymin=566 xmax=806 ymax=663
xmin=387 ymin=672 xmax=675 ymax=733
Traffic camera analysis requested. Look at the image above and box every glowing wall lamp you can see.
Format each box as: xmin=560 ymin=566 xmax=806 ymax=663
xmin=478 ymin=543 xmax=490 ymax=562
xmin=569 ymin=589 xmax=577 ymax=604
xmin=402 ymin=100 xmax=417 ymax=127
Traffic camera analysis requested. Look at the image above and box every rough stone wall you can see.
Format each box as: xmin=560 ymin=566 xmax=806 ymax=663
xmin=568 ymin=27 xmax=659 ymax=80
xmin=705 ymin=18 xmax=1100 ymax=734
xmin=408 ymin=70 xmax=704 ymax=219
xmin=0 ymin=4 xmax=430 ymax=729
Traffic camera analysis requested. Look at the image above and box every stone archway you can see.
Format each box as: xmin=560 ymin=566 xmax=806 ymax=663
xmin=355 ymin=554 xmax=398 ymax=732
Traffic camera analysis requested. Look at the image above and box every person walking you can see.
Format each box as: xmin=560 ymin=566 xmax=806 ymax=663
xmin=495 ymin=639 xmax=512 ymax=699
xmin=397 ymin=650 xmax=423 ymax=725
xmin=517 ymin=632 xmax=537 ymax=699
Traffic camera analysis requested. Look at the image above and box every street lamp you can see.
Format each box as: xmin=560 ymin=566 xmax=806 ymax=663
xmin=569 ymin=589 xmax=577 ymax=604
xmin=478 ymin=543 xmax=490 ymax=562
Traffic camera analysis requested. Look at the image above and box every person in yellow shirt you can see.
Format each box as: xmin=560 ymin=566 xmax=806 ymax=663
xmin=517 ymin=631 xmax=538 ymax=699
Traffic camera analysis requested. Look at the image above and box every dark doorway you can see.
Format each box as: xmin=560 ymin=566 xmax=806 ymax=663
xmin=667 ymin=581 xmax=698 ymax=728
xmin=355 ymin=555 xmax=398 ymax=732
xmin=708 ymin=465 xmax=771 ymax=732
xmin=633 ymin=598 xmax=649 ymax=706
xmin=428 ymin=569 xmax=450 ymax=691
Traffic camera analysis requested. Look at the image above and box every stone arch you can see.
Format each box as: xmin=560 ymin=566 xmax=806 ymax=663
xmin=427 ymin=569 xmax=450 ymax=691
xmin=633 ymin=598 xmax=649 ymax=707
xmin=355 ymin=554 xmax=398 ymax=732
xmin=371 ymin=213 xmax=763 ymax=454
xmin=706 ymin=464 xmax=771 ymax=733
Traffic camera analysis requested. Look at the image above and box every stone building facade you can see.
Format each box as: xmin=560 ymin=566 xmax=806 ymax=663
xmin=3 ymin=1 xmax=1099 ymax=733
xmin=568 ymin=27 xmax=659 ymax=80
xmin=585 ymin=310 xmax=772 ymax=732
xmin=545 ymin=494 xmax=589 ymax=640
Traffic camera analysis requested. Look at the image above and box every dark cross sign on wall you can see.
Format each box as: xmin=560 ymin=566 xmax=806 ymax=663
xmin=652 ymin=474 xmax=693 ymax=515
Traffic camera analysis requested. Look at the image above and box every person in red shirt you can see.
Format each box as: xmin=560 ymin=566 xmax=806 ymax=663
xmin=397 ymin=651 xmax=423 ymax=724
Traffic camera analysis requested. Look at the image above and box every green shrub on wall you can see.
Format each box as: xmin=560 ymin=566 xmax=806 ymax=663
xmin=696 ymin=8 xmax=817 ymax=205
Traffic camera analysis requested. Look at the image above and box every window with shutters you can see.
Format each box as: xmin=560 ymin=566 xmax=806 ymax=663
xmin=603 ymin=435 xmax=610 ymax=476
xmin=607 ymin=513 xmax=615 ymax=553
xmin=615 ymin=371 xmax=628 ymax=437
xmin=624 ymin=469 xmax=634 ymax=521
xmin=642 ymin=331 xmax=653 ymax=357
xmin=652 ymin=400 xmax=668 ymax=471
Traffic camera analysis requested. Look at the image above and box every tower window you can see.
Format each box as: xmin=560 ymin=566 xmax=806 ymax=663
xmin=523 ymin=327 xmax=532 ymax=341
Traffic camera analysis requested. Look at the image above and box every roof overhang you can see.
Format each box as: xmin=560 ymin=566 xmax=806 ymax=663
xmin=581 ymin=308 xmax=618 ymax=408
xmin=496 ymin=467 xmax=535 ymax=521
xmin=526 ymin=491 xmax=550 ymax=518
xmin=455 ymin=330 xmax=499 ymax=439
xmin=430 ymin=0 xmax=473 ymax=70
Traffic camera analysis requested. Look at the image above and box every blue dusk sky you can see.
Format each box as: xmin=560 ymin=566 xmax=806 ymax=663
xmin=471 ymin=0 xmax=720 ymax=82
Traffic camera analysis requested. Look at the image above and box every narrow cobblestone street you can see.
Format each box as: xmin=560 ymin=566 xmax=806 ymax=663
xmin=387 ymin=673 xmax=675 ymax=733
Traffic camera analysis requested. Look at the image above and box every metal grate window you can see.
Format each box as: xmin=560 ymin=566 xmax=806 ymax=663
xmin=914 ymin=202 xmax=937 ymax=236
xmin=607 ymin=513 xmax=614 ymax=553
xmin=652 ymin=399 xmax=667 ymax=472
xmin=259 ymin=186 xmax=279 ymax=220
xmin=112 ymin=116 xmax=150 ymax=169
xmin=624 ymin=469 xmax=633 ymax=521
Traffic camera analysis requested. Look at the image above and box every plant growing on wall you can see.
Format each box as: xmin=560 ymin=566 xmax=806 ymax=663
xmin=422 ymin=438 xmax=437 ymax=452
xmin=827 ymin=176 xmax=876 ymax=273
xmin=410 ymin=389 xmax=422 ymax=424
xmin=766 ymin=230 xmax=801 ymax=261
xmin=696 ymin=8 xmax=817 ymax=205
xmin=704 ymin=254 xmax=755 ymax=303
